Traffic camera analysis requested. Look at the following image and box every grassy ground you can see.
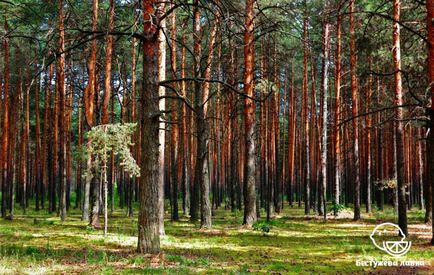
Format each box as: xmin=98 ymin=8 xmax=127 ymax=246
xmin=0 ymin=204 xmax=432 ymax=274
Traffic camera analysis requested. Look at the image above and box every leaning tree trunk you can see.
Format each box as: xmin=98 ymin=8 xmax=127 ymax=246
xmin=137 ymin=0 xmax=161 ymax=254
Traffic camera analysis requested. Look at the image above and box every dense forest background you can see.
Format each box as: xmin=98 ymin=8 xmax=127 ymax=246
xmin=0 ymin=0 xmax=433 ymax=270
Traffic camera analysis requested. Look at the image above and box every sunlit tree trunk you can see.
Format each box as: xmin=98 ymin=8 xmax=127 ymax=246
xmin=243 ymin=0 xmax=257 ymax=227
xmin=320 ymin=0 xmax=331 ymax=220
xmin=392 ymin=0 xmax=407 ymax=235
xmin=333 ymin=7 xmax=342 ymax=214
xmin=102 ymin=0 xmax=115 ymax=235
xmin=102 ymin=0 xmax=114 ymax=125
xmin=83 ymin=0 xmax=98 ymax=223
xmin=197 ymin=1 xmax=220 ymax=228
xmin=157 ymin=1 xmax=167 ymax=236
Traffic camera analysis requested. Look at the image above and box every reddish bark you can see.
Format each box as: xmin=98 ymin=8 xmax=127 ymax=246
xmin=243 ymin=0 xmax=257 ymax=226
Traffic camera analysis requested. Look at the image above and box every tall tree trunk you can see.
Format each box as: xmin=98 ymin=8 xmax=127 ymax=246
xmin=302 ymin=8 xmax=311 ymax=215
xmin=288 ymin=60 xmax=296 ymax=207
xmin=83 ymin=0 xmax=100 ymax=228
xmin=137 ymin=0 xmax=161 ymax=254
xmin=102 ymin=0 xmax=114 ymax=125
xmin=102 ymin=0 xmax=115 ymax=235
xmin=170 ymin=1 xmax=179 ymax=222
xmin=349 ymin=0 xmax=361 ymax=221
xmin=190 ymin=0 xmax=202 ymax=223
xmin=365 ymin=66 xmax=373 ymax=213
xmin=1 ymin=19 xmax=10 ymax=218
xmin=57 ymin=0 xmax=67 ymax=221
xmin=426 ymin=0 xmax=434 ymax=245
xmin=157 ymin=1 xmax=167 ymax=235
xmin=418 ymin=128 xmax=425 ymax=210
xmin=76 ymin=101 xmax=83 ymax=209
xmin=320 ymin=1 xmax=331 ymax=220
xmin=197 ymin=1 xmax=220 ymax=229
xmin=334 ymin=6 xmax=342 ymax=214
xmin=392 ymin=0 xmax=407 ymax=235
xmin=181 ymin=34 xmax=190 ymax=216
xmin=41 ymin=64 xmax=53 ymax=211
xmin=243 ymin=0 xmax=257 ymax=227
xmin=84 ymin=0 xmax=98 ymax=225
xmin=34 ymin=63 xmax=41 ymax=213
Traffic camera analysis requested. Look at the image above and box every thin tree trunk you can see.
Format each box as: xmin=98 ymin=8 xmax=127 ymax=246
xmin=34 ymin=62 xmax=41 ymax=213
xmin=1 ymin=19 xmax=10 ymax=218
xmin=181 ymin=34 xmax=190 ymax=216
xmin=57 ymin=0 xmax=67 ymax=221
xmin=334 ymin=7 xmax=342 ymax=214
xmin=157 ymin=1 xmax=167 ymax=235
xmin=170 ymin=1 xmax=179 ymax=222
xmin=320 ymin=1 xmax=331 ymax=220
xmin=349 ymin=0 xmax=361 ymax=221
xmin=366 ymin=61 xmax=373 ymax=213
xmin=302 ymin=8 xmax=311 ymax=215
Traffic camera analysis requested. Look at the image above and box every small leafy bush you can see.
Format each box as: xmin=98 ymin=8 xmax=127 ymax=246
xmin=252 ymin=221 xmax=271 ymax=233
xmin=331 ymin=202 xmax=346 ymax=214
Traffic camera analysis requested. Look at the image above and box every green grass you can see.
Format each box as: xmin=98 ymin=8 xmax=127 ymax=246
xmin=0 ymin=202 xmax=432 ymax=274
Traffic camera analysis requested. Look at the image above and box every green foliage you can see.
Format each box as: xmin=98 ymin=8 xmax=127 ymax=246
xmin=331 ymin=202 xmax=346 ymax=214
xmin=84 ymin=123 xmax=140 ymax=181
xmin=252 ymin=220 xmax=271 ymax=233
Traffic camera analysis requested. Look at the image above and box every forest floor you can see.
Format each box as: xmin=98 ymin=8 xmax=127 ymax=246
xmin=0 ymin=204 xmax=432 ymax=274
